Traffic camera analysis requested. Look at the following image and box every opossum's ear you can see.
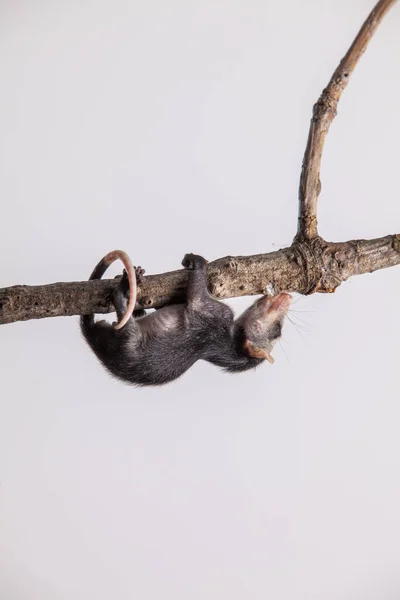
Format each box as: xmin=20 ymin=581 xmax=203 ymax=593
xmin=243 ymin=340 xmax=274 ymax=364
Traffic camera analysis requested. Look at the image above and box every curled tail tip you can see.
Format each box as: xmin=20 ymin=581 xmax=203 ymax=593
xmin=114 ymin=318 xmax=126 ymax=330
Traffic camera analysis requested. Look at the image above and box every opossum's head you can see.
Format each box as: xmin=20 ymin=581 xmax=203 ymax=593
xmin=238 ymin=292 xmax=292 ymax=364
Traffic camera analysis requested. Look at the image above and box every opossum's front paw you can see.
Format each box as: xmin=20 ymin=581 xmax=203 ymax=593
xmin=134 ymin=266 xmax=145 ymax=284
xmin=182 ymin=254 xmax=207 ymax=270
xmin=118 ymin=266 xmax=145 ymax=297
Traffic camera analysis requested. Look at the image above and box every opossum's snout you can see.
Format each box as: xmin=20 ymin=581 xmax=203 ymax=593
xmin=265 ymin=292 xmax=292 ymax=314
xmin=241 ymin=292 xmax=292 ymax=364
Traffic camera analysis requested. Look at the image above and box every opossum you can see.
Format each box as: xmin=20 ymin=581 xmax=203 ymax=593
xmin=80 ymin=250 xmax=292 ymax=386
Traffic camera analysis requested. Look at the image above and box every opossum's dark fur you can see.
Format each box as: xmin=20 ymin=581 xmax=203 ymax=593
xmin=81 ymin=252 xmax=291 ymax=387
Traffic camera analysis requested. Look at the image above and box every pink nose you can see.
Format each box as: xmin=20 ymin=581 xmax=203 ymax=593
xmin=278 ymin=292 xmax=292 ymax=300
xmin=269 ymin=292 xmax=292 ymax=311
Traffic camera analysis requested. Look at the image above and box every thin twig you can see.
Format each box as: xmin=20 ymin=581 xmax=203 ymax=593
xmin=297 ymin=0 xmax=397 ymax=240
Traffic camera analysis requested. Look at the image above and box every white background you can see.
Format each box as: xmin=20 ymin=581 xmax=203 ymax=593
xmin=1 ymin=1 xmax=400 ymax=598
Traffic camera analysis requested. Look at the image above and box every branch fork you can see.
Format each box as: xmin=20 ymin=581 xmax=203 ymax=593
xmin=0 ymin=0 xmax=398 ymax=326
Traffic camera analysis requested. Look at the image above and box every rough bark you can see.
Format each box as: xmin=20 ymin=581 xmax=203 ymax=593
xmin=297 ymin=0 xmax=398 ymax=240
xmin=0 ymin=0 xmax=398 ymax=327
xmin=1 ymin=235 xmax=399 ymax=325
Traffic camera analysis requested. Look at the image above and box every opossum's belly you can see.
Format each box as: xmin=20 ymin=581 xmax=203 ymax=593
xmin=138 ymin=304 xmax=186 ymax=338
xmin=120 ymin=306 xmax=200 ymax=385
xmin=123 ymin=338 xmax=198 ymax=386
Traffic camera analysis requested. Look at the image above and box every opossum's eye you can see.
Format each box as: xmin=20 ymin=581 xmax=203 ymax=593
xmin=269 ymin=322 xmax=282 ymax=340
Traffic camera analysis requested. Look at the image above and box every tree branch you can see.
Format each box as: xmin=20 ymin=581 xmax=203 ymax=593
xmin=297 ymin=0 xmax=397 ymax=240
xmin=1 ymin=234 xmax=399 ymax=325
xmin=0 ymin=0 xmax=398 ymax=326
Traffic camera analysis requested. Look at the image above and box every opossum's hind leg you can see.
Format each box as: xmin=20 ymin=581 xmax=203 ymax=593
xmin=114 ymin=265 xmax=146 ymax=321
xmin=113 ymin=285 xmax=129 ymax=324
xmin=113 ymin=275 xmax=146 ymax=324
